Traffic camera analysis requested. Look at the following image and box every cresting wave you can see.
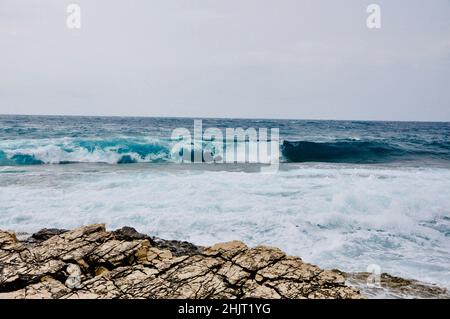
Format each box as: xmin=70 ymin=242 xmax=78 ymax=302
xmin=281 ymin=140 xmax=450 ymax=164
xmin=1 ymin=138 xmax=450 ymax=165
xmin=0 ymin=138 xmax=251 ymax=165
xmin=0 ymin=138 xmax=171 ymax=165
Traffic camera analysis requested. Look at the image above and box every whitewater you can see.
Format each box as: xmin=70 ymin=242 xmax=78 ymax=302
xmin=0 ymin=115 xmax=449 ymax=289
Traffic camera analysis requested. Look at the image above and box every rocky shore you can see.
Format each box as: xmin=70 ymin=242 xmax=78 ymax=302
xmin=0 ymin=224 xmax=448 ymax=299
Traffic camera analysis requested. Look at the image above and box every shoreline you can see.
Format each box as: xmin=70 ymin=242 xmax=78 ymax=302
xmin=0 ymin=224 xmax=448 ymax=299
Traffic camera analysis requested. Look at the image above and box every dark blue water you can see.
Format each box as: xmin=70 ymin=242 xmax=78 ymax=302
xmin=0 ymin=115 xmax=449 ymax=166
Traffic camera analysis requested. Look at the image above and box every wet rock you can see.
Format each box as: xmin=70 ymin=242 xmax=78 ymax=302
xmin=344 ymin=272 xmax=450 ymax=299
xmin=31 ymin=228 xmax=68 ymax=242
xmin=112 ymin=226 xmax=150 ymax=242
xmin=1 ymin=224 xmax=364 ymax=299
xmin=112 ymin=226 xmax=201 ymax=256
xmin=151 ymin=237 xmax=203 ymax=257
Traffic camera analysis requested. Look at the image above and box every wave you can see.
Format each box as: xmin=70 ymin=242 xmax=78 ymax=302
xmin=0 ymin=138 xmax=172 ymax=165
xmin=0 ymin=138 xmax=263 ymax=165
xmin=281 ymin=140 xmax=450 ymax=163
xmin=1 ymin=137 xmax=449 ymax=166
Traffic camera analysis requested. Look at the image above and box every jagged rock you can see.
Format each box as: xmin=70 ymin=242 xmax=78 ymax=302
xmin=0 ymin=224 xmax=364 ymax=299
xmin=112 ymin=226 xmax=151 ymax=242
xmin=0 ymin=231 xmax=18 ymax=249
xmin=31 ymin=228 xmax=68 ymax=242
xmin=113 ymin=226 xmax=201 ymax=256
xmin=151 ymin=237 xmax=203 ymax=257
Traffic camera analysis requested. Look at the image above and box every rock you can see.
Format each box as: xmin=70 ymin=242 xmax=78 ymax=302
xmin=31 ymin=228 xmax=68 ymax=242
xmin=344 ymin=272 xmax=450 ymax=299
xmin=0 ymin=224 xmax=364 ymax=299
xmin=151 ymin=237 xmax=203 ymax=257
xmin=0 ymin=231 xmax=18 ymax=249
xmin=112 ymin=226 xmax=150 ymax=242
xmin=112 ymin=226 xmax=201 ymax=256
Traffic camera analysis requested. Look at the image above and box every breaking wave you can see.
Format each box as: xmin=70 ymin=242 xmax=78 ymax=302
xmin=1 ymin=137 xmax=449 ymax=166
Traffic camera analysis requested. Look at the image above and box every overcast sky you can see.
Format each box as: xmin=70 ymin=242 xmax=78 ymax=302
xmin=0 ymin=0 xmax=449 ymax=121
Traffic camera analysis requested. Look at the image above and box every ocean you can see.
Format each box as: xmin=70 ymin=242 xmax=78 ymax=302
xmin=1 ymin=115 xmax=450 ymax=289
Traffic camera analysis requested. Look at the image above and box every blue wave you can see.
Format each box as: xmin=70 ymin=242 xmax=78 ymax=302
xmin=1 ymin=138 xmax=450 ymax=165
xmin=0 ymin=137 xmax=229 ymax=165
xmin=281 ymin=140 xmax=450 ymax=163
xmin=0 ymin=114 xmax=449 ymax=166
xmin=0 ymin=139 xmax=173 ymax=165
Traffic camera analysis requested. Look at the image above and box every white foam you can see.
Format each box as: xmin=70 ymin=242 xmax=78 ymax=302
xmin=0 ymin=163 xmax=449 ymax=289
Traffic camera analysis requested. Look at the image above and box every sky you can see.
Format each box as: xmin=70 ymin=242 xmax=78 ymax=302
xmin=0 ymin=0 xmax=449 ymax=121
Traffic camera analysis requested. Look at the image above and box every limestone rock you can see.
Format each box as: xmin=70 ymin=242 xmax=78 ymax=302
xmin=0 ymin=224 xmax=364 ymax=299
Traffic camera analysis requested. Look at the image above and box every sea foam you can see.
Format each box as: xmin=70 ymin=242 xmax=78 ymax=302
xmin=1 ymin=163 xmax=449 ymax=289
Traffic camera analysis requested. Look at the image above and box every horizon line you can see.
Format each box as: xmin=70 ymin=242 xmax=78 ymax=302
xmin=0 ymin=113 xmax=449 ymax=124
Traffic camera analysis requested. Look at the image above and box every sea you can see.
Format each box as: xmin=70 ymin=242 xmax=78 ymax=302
xmin=1 ymin=115 xmax=449 ymax=290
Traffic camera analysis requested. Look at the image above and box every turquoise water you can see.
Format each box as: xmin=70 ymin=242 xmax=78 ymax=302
xmin=0 ymin=115 xmax=449 ymax=166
